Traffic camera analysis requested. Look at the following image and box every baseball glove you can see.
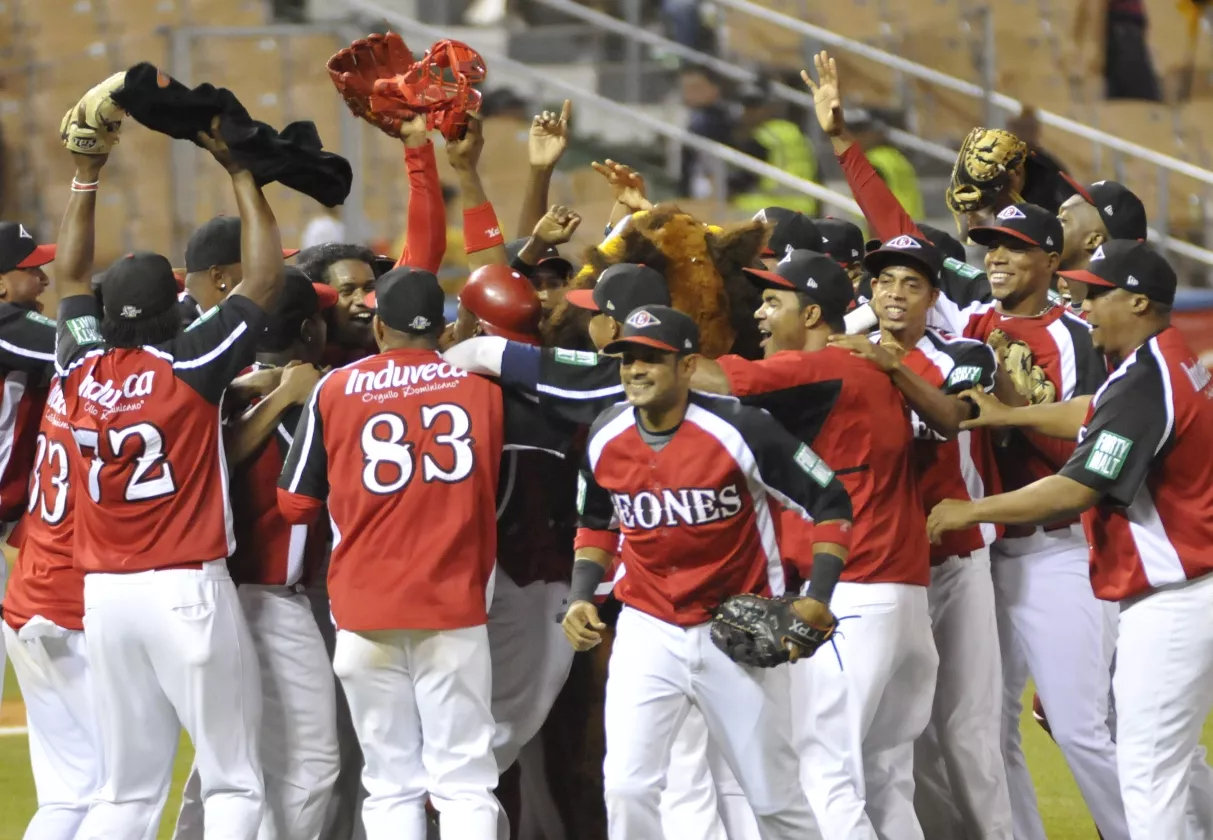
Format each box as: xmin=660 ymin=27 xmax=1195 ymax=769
xmin=989 ymin=328 xmax=1057 ymax=404
xmin=327 ymin=32 xmax=416 ymax=137
xmin=946 ymin=127 xmax=1028 ymax=214
xmin=710 ymin=593 xmax=837 ymax=668
xmin=60 ymin=72 xmax=127 ymax=155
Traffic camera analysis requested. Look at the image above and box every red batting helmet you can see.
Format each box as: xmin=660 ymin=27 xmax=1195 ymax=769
xmin=460 ymin=264 xmax=542 ymax=344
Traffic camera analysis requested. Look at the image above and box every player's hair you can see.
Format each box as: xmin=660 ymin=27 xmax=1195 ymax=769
xmin=795 ymin=290 xmax=845 ymax=333
xmin=296 ymin=243 xmax=377 ymax=286
xmin=101 ymin=307 xmax=181 ymax=348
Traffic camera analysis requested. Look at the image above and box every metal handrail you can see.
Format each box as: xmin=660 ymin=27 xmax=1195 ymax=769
xmin=526 ymin=0 xmax=958 ymax=165
xmin=345 ymin=0 xmax=863 ymax=219
xmin=711 ymin=0 xmax=1213 ymax=187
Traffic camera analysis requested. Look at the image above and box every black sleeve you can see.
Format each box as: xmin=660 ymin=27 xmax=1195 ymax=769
xmin=0 ymin=304 xmax=56 ymax=377
xmin=938 ymin=259 xmax=992 ymax=308
xmin=169 ymin=294 xmax=267 ymax=405
xmin=937 ymin=337 xmax=997 ymax=394
xmin=736 ymin=404 xmax=853 ymax=524
xmin=502 ymin=389 xmax=576 ymax=458
xmin=55 ymin=295 xmax=105 ymax=375
xmin=575 ymin=449 xmax=618 ymax=532
xmin=500 ymin=343 xmax=626 ymax=427
xmin=1060 ymin=365 xmax=1165 ymax=507
xmin=1063 ymin=314 xmax=1109 ymax=397
xmin=273 ymin=404 xmax=305 ymax=457
xmin=278 ymin=373 xmax=331 ymax=501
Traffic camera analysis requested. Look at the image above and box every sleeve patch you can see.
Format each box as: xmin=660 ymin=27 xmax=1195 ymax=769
xmin=794 ymin=443 xmax=835 ymax=488
xmin=943 ymin=258 xmax=983 ymax=280
xmin=1084 ymin=430 xmax=1133 ymax=480
xmin=66 ymin=316 xmax=103 ymax=346
xmin=554 ymin=348 xmax=600 ymax=367
xmin=24 ymin=311 xmax=55 ymax=327
xmin=184 ymin=305 xmax=219 ymax=331
xmin=946 ymin=364 xmax=984 ymax=389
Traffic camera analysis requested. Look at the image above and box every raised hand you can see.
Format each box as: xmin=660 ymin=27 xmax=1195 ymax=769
xmin=529 ymin=99 xmax=572 ymax=169
xmin=446 ymin=112 xmax=485 ymax=171
xmin=801 ymin=51 xmax=845 ymax=138
xmin=590 ymin=159 xmax=652 ymax=212
xmin=196 ymin=115 xmax=243 ymax=174
xmin=532 ymin=204 xmax=583 ymax=247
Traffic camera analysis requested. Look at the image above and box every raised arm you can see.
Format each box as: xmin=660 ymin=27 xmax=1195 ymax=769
xmin=395 ymin=115 xmax=446 ymax=273
xmin=447 ymin=115 xmax=508 ymax=271
xmin=591 ymin=159 xmax=653 ymax=230
xmin=56 ymin=153 xmax=108 ymax=306
xmin=516 ymin=100 xmax=571 ymax=238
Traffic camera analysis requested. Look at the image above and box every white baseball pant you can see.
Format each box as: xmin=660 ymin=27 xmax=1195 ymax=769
xmin=333 ymin=624 xmax=499 ymax=840
xmin=73 ymin=561 xmax=264 ymax=840
xmin=174 ymin=586 xmax=340 ymax=840
xmin=0 ymin=558 xmax=7 ymax=715
xmin=603 ymin=606 xmax=816 ymax=840
xmin=1114 ymin=571 xmax=1213 ymax=839
xmin=794 ymin=581 xmax=938 ymax=840
xmin=3 ymin=619 xmax=104 ymax=840
xmin=912 ymin=549 xmax=1012 ymax=839
xmin=992 ymin=527 xmax=1128 ymax=840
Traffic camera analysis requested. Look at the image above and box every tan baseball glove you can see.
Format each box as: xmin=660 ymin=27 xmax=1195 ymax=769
xmin=60 ymin=72 xmax=127 ymax=155
xmin=946 ymin=127 xmax=1028 ymax=214
xmin=990 ymin=328 xmax=1056 ymax=404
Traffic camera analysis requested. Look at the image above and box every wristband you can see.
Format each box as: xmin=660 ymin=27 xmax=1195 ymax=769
xmin=463 ymin=202 xmax=505 ymax=253
xmin=71 ymin=178 xmax=99 ymax=193
xmin=811 ymin=520 xmax=853 ymax=552
xmin=805 ymin=552 xmax=844 ymax=605
xmin=568 ymin=558 xmax=607 ymax=605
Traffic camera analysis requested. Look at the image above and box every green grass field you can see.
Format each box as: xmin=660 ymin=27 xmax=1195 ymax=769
xmin=2 ymin=657 xmax=1211 ymax=839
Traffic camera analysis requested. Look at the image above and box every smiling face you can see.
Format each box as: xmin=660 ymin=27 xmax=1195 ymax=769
xmin=327 ymin=258 xmax=377 ymax=348
xmin=620 ymin=345 xmax=691 ymax=411
xmin=754 ymin=288 xmax=810 ymax=357
xmin=983 ymin=235 xmax=1058 ymax=308
xmin=1080 ymin=283 xmax=1145 ymax=359
xmin=870 ymin=265 xmax=938 ymax=341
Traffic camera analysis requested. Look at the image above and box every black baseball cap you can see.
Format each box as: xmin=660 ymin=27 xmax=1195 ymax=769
xmin=100 ymin=252 xmax=180 ymax=321
xmin=969 ymin=203 xmax=1064 ymax=253
xmin=565 ymin=263 xmax=670 ymax=317
xmin=863 ymin=235 xmax=943 ymax=285
xmin=916 ymin=223 xmax=967 ymax=265
xmin=185 ymin=216 xmax=300 ymax=272
xmin=602 ymin=305 xmax=700 ymax=356
xmin=816 ymin=218 xmax=865 ymax=265
xmin=261 ymin=267 xmax=339 ymax=349
xmin=744 ymin=249 xmax=854 ymax=317
xmin=754 ymin=207 xmax=824 ymax=258
xmin=505 ymin=238 xmax=574 ymax=278
xmin=364 ymin=267 xmax=446 ymax=334
xmin=0 ymin=222 xmax=55 ymax=274
xmin=1057 ymin=240 xmax=1176 ymax=306
xmin=1082 ymin=180 xmax=1148 ymax=241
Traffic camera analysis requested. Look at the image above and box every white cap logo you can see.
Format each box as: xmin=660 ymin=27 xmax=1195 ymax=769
xmin=784 ymin=243 xmax=795 ymax=256
xmin=605 ymin=299 xmax=616 ymax=311
xmin=821 ymin=235 xmax=830 ymax=243
xmin=885 ymin=235 xmax=920 ymax=249
xmin=851 ymin=248 xmax=859 ymax=257
xmin=626 ymin=309 xmax=660 ymax=328
xmin=1126 ymin=275 xmax=1140 ymax=287
xmin=120 ymin=305 xmax=142 ymax=319
xmin=684 ymin=338 xmax=693 ymax=349
xmin=17 ymin=224 xmax=31 ymax=240
xmin=1091 ymin=245 xmax=1106 ymax=262
xmin=997 ymin=206 xmax=1028 ymax=220
xmin=753 ymin=209 xmax=768 ymax=223
xmin=1104 ymin=205 xmax=1114 ymax=215
xmin=408 ymin=315 xmax=431 ymax=331
xmin=1046 ymin=236 xmax=1054 ymax=246
xmin=805 ymin=278 xmax=819 ymax=289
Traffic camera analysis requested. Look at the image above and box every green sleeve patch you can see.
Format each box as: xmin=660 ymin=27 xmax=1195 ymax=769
xmin=553 ymin=348 xmax=600 ymax=367
xmin=24 ymin=310 xmax=55 ymax=327
xmin=794 ymin=443 xmax=835 ymax=488
xmin=66 ymin=316 xmax=102 ymax=346
xmin=946 ymin=364 xmax=984 ymax=389
xmin=943 ymin=257 xmax=984 ymax=280
xmin=184 ymin=305 xmax=218 ymax=331
xmin=1084 ymin=430 xmax=1133 ymax=480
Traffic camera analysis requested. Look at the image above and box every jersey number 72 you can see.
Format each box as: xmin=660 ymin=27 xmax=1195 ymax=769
xmin=71 ymin=422 xmax=178 ymax=504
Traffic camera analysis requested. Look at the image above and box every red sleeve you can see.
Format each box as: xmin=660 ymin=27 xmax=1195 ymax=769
xmin=717 ymin=352 xmax=818 ymax=397
xmin=574 ymin=527 xmax=619 ymax=554
xmin=395 ymin=142 xmax=446 ymax=273
xmin=836 ymin=143 xmax=925 ymax=243
xmin=277 ymin=487 xmax=323 ymax=525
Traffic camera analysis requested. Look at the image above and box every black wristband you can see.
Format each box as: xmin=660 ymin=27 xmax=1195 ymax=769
xmin=568 ymin=558 xmax=607 ymax=605
xmin=806 ymin=552 xmax=844 ymax=605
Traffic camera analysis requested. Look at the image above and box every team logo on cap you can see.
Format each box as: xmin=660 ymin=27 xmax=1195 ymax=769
xmin=821 ymin=235 xmax=830 ymax=243
xmin=626 ymin=309 xmax=660 ymax=328
xmin=1046 ymin=236 xmax=1054 ymax=246
xmin=17 ymin=224 xmax=31 ymax=240
xmin=1091 ymin=245 xmax=1106 ymax=262
xmin=120 ymin=305 xmax=142 ymax=319
xmin=784 ymin=244 xmax=795 ymax=256
xmin=1126 ymin=275 xmax=1140 ymax=287
xmin=885 ymin=235 xmax=920 ymax=249
xmin=409 ymin=315 xmax=431 ymax=330
xmin=997 ymin=206 xmax=1028 ymax=220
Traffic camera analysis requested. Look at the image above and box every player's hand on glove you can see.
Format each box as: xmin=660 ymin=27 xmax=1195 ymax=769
xmin=446 ymin=112 xmax=485 ymax=172
xmin=398 ymin=112 xmax=430 ymax=149
xmin=529 ymin=100 xmax=571 ymax=169
xmin=801 ymin=51 xmax=845 ymax=139
xmin=957 ymin=387 xmax=1013 ymax=430
xmin=279 ymin=360 xmax=324 ymax=405
xmin=532 ymin=205 xmax=582 ymax=247
xmin=562 ymin=600 xmax=606 ymax=651
xmin=61 ymin=71 xmax=127 ymax=156
xmin=590 ymin=159 xmax=653 ymax=213
xmin=926 ymin=499 xmax=977 ymax=544
xmin=710 ymin=593 xmax=837 ymax=668
xmin=827 ymin=333 xmax=899 ymax=373
xmin=197 ymin=116 xmax=243 ymax=175
xmin=327 ymin=32 xmax=416 ymax=139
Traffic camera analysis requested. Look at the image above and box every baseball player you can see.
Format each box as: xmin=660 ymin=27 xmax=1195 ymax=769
xmin=927 ymin=240 xmax=1213 ymax=839
xmin=1056 ymin=180 xmax=1148 ymax=306
xmin=813 ymin=217 xmax=866 ymax=293
xmin=828 ymin=235 xmax=1012 ymax=839
xmin=179 ymin=215 xmax=301 ymax=326
xmin=561 ymin=304 xmax=853 ymax=840
xmin=754 ymin=206 xmax=823 ymax=265
xmin=55 ymin=119 xmax=286 ymax=839
xmin=692 ymin=251 xmax=936 ymax=839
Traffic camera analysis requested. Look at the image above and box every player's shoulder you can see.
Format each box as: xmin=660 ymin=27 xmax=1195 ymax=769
xmin=587 ymin=400 xmax=633 ymax=443
xmin=687 ymin=391 xmax=772 ymax=436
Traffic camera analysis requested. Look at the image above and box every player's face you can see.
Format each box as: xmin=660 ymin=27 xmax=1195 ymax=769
xmin=452 ymin=303 xmax=482 ymax=344
xmin=755 ymin=289 xmax=808 ymax=357
xmin=984 ymin=236 xmax=1058 ymax=307
xmin=0 ymin=266 xmax=49 ymax=312
xmin=1081 ymin=284 xmax=1141 ymax=357
xmin=845 ymin=262 xmax=865 ymax=293
xmin=620 ymin=346 xmax=687 ymax=409
xmin=1057 ymin=196 xmax=1104 ymax=270
xmin=532 ymin=266 xmax=568 ymax=315
xmin=871 ymin=266 xmax=937 ymax=337
xmin=328 ymin=259 xmax=377 ymax=348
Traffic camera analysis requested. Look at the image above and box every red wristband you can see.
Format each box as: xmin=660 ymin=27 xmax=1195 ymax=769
xmin=812 ymin=520 xmax=853 ymax=552
xmin=463 ymin=202 xmax=505 ymax=253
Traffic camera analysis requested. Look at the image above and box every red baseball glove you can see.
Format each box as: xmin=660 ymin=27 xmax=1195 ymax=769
xmin=326 ymin=32 xmax=416 ymax=138
xmin=370 ymin=39 xmax=486 ymax=141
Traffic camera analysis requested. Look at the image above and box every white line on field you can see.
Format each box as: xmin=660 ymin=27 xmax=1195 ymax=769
xmin=0 ymin=726 xmax=28 ymax=736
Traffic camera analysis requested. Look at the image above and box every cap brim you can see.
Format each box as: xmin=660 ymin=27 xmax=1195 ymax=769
xmin=742 ymin=266 xmax=798 ymax=290
xmin=969 ymin=225 xmax=1043 ymax=249
xmin=1057 ymin=269 xmax=1117 ymax=289
xmin=283 ymin=248 xmax=300 ymax=259
xmin=314 ymin=283 xmax=339 ymax=309
xmin=564 ymin=289 xmax=600 ymax=311
xmin=16 ymin=243 xmax=56 ymax=268
xmin=602 ymin=335 xmax=682 ymax=355
xmin=760 ymin=246 xmax=776 ymax=258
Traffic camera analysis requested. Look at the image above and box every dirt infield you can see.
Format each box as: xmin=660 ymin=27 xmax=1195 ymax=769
xmin=0 ymin=699 xmax=25 ymax=729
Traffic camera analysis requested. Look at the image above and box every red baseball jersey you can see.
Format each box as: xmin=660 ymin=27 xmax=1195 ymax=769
xmin=575 ymin=393 xmax=853 ymax=627
xmin=277 ymin=348 xmax=507 ymax=632
xmin=717 ymin=347 xmax=929 ymax=586
xmin=226 ymin=363 xmax=325 ymax=588
xmin=896 ymin=329 xmax=1004 ymax=561
xmin=1061 ymin=328 xmax=1213 ymax=601
xmin=0 ymin=303 xmax=57 ymax=524
xmin=55 ymin=294 xmax=266 ymax=573
xmin=2 ymin=378 xmax=84 ymax=631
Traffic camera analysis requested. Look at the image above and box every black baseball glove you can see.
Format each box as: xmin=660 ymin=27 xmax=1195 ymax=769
xmin=710 ymin=593 xmax=837 ymax=668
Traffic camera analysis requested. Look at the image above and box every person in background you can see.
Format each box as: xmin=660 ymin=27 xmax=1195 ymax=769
xmin=844 ymin=108 xmax=923 ymax=220
xmin=679 ymin=66 xmax=741 ymax=199
xmin=1074 ymin=0 xmax=1163 ymax=101
xmin=301 ymin=205 xmax=346 ymax=251
xmin=732 ymin=77 xmax=819 ymax=216
xmin=1006 ymin=107 xmax=1077 ymax=213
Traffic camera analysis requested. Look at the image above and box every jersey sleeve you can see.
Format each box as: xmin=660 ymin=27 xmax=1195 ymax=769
xmin=1060 ymin=367 xmax=1165 ymax=508
xmin=277 ymin=371 xmax=334 ymax=523
xmin=169 ymin=294 xmax=267 ymax=405
xmin=938 ymin=338 xmax=997 ymax=395
xmin=835 ymin=142 xmax=922 ymax=242
xmin=716 ymin=352 xmax=818 ymax=397
xmin=573 ymin=449 xmax=620 ymax=554
xmin=501 ymin=343 xmax=625 ymax=426
xmin=0 ymin=304 xmax=56 ymax=377
xmin=395 ymin=142 xmax=446 ymax=273
xmin=55 ymin=294 xmax=104 ymax=375
xmin=502 ymin=389 xmax=576 ymax=458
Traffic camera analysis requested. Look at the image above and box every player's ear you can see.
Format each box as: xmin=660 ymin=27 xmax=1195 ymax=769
xmin=802 ymin=303 xmax=823 ymax=330
xmin=927 ymin=287 xmax=940 ymax=308
xmin=0 ymin=273 xmax=9 ymax=301
xmin=1085 ymin=230 xmax=1106 ymax=254
xmin=680 ymin=353 xmax=699 ymax=378
xmin=1044 ymin=250 xmax=1061 ymax=274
